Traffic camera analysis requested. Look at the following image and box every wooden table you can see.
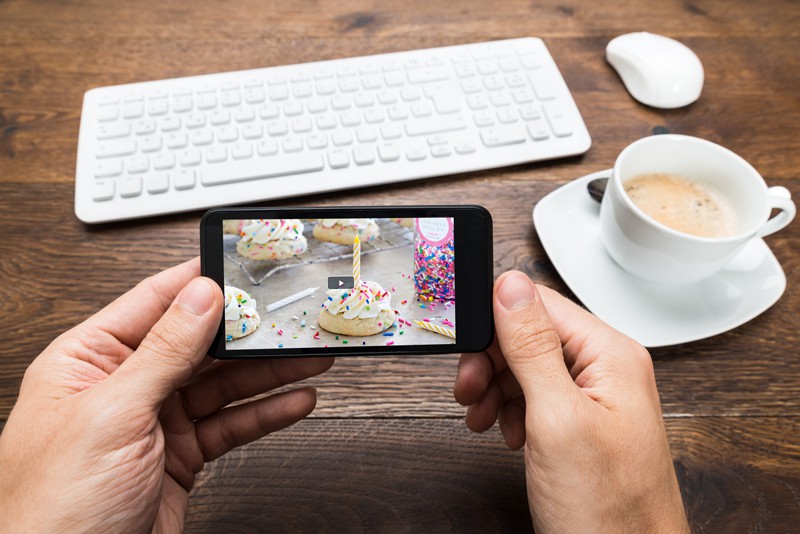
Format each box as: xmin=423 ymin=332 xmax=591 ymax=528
xmin=1 ymin=0 xmax=798 ymax=531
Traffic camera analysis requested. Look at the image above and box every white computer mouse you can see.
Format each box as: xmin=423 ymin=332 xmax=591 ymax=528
xmin=606 ymin=32 xmax=704 ymax=109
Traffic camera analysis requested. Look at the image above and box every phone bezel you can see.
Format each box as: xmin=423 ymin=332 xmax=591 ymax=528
xmin=201 ymin=206 xmax=493 ymax=358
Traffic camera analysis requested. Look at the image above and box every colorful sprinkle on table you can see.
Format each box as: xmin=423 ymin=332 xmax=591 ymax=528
xmin=386 ymin=341 xmax=395 ymax=346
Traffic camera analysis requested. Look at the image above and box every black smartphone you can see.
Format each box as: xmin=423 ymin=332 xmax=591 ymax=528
xmin=200 ymin=206 xmax=493 ymax=358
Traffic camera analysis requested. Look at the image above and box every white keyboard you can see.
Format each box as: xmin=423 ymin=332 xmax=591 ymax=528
xmin=75 ymin=38 xmax=591 ymax=223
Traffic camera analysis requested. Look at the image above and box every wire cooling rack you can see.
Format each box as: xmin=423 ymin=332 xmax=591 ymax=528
xmin=224 ymin=219 xmax=414 ymax=285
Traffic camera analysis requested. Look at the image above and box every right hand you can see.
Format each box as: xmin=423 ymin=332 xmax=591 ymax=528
xmin=454 ymin=271 xmax=688 ymax=533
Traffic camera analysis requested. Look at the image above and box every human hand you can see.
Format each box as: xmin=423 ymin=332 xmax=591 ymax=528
xmin=454 ymin=271 xmax=688 ymax=533
xmin=0 ymin=258 xmax=333 ymax=533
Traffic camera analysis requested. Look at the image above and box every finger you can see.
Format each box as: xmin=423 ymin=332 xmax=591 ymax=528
xmin=454 ymin=352 xmax=493 ymax=406
xmin=464 ymin=381 xmax=503 ymax=433
xmin=195 ymin=387 xmax=317 ymax=461
xmin=536 ymin=285 xmax=647 ymax=378
xmin=498 ymin=396 xmax=526 ymax=450
xmin=103 ymin=276 xmax=223 ymax=408
xmin=82 ymin=257 xmax=202 ymax=349
xmin=493 ymin=271 xmax=576 ymax=404
xmin=180 ymin=357 xmax=334 ymax=420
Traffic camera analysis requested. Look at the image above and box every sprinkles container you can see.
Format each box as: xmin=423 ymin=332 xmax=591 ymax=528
xmin=413 ymin=218 xmax=455 ymax=300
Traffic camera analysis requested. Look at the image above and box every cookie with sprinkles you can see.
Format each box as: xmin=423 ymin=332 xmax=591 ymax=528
xmin=312 ymin=219 xmax=380 ymax=246
xmin=317 ymin=280 xmax=395 ymax=337
xmin=236 ymin=219 xmax=308 ymax=260
xmin=224 ymin=285 xmax=260 ymax=340
xmin=222 ymin=219 xmax=254 ymax=235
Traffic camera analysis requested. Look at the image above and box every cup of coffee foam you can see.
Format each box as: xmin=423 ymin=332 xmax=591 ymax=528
xmin=599 ymin=134 xmax=795 ymax=284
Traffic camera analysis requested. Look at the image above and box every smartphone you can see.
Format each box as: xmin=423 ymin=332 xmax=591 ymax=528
xmin=200 ymin=206 xmax=493 ymax=358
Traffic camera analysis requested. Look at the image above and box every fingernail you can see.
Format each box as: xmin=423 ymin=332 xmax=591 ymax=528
xmin=497 ymin=272 xmax=537 ymax=310
xmin=176 ymin=278 xmax=216 ymax=315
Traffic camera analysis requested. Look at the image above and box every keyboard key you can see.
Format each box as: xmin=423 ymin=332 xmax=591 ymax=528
xmin=232 ymin=142 xmax=253 ymax=159
xmin=93 ymin=160 xmax=123 ymax=178
xmin=364 ymin=108 xmax=385 ymax=124
xmin=467 ymin=94 xmax=489 ymax=110
xmin=216 ymin=126 xmax=238 ymax=143
xmin=139 ymin=135 xmax=162 ymax=153
xmin=242 ymin=123 xmax=264 ymax=140
xmin=506 ymin=72 xmax=528 ymax=88
xmin=380 ymin=123 xmax=402 ymax=140
xmin=97 ymin=122 xmax=131 ymax=140
xmin=473 ymin=111 xmax=495 ymax=127
xmin=519 ymin=104 xmax=542 ymax=120
xmin=210 ymin=110 xmax=231 ymax=126
xmin=361 ymin=74 xmax=381 ymax=90
xmin=490 ymin=92 xmax=511 ymax=107
xmin=378 ymin=144 xmax=400 ymax=162
xmin=339 ymin=79 xmax=359 ymax=93
xmin=122 ymin=102 xmax=144 ymax=119
xmin=431 ymin=144 xmax=452 ymax=158
xmin=160 ymin=116 xmax=182 ymax=132
xmin=154 ymin=152 xmax=177 ymax=170
xmin=405 ymin=115 xmax=467 ymax=136
xmin=400 ymin=87 xmax=421 ymax=101
xmin=259 ymin=103 xmax=280 ymax=119
xmin=92 ymin=179 xmax=115 ymax=201
xmin=180 ymin=148 xmax=202 ymax=166
xmin=267 ymin=119 xmax=288 ymax=135
xmin=245 ymin=88 xmax=266 ymax=104
xmin=119 ymin=176 xmax=143 ymax=198
xmin=173 ymin=96 xmax=193 ymax=112
xmin=480 ymin=125 xmax=527 ymax=147
xmin=316 ymin=80 xmax=336 ymax=95
xmin=192 ymin=129 xmax=214 ymax=146
xmin=354 ymin=93 xmax=375 ymax=108
xmin=282 ymin=137 xmax=303 ymax=153
xmin=331 ymin=95 xmax=352 ymax=111
xmin=284 ymin=101 xmax=304 ymax=116
xmin=133 ymin=118 xmax=156 ymax=135
xmin=353 ymin=145 xmax=375 ymax=165
xmin=512 ymin=88 xmax=535 ymax=104
xmin=460 ymin=79 xmax=482 ymax=94
xmin=307 ymin=99 xmax=327 ymax=113
xmin=476 ymin=60 xmax=497 ymax=75
xmin=292 ymin=82 xmax=313 ymax=98
xmin=235 ymin=107 xmax=256 ymax=122
xmin=316 ymin=114 xmax=337 ymax=130
xmin=174 ymin=169 xmax=197 ymax=190
xmin=185 ymin=113 xmax=206 ymax=128
xmin=256 ymin=139 xmax=279 ymax=156
xmin=432 ymin=93 xmax=461 ymax=114
xmin=269 ymin=86 xmax=289 ymax=100
xmin=197 ymin=93 xmax=217 ymax=110
xmin=166 ymin=131 xmax=189 ymax=148
xmin=499 ymin=58 xmax=520 ymax=72
xmin=97 ymin=105 xmax=119 ymax=122
xmin=543 ymin=103 xmax=573 ymax=137
xmin=427 ymin=135 xmax=449 ymax=146
xmin=332 ymin=130 xmax=353 ymax=146
xmin=201 ymin=153 xmax=325 ymax=185
xmin=408 ymin=68 xmax=449 ymax=84
xmin=96 ymin=139 xmax=136 ymax=158
xmin=377 ymin=90 xmax=398 ymax=105
xmin=410 ymin=102 xmax=432 ymax=118
xmin=530 ymin=74 xmax=556 ymax=100
xmin=307 ymin=133 xmax=328 ymax=149
xmin=147 ymin=98 xmax=169 ymax=117
xmin=127 ymin=156 xmax=149 ymax=174
xmin=328 ymin=149 xmax=350 ymax=169
xmin=496 ymin=109 xmax=518 ymax=124
xmin=483 ymin=75 xmax=504 ymax=91
xmin=455 ymin=142 xmax=476 ymax=154
xmin=388 ymin=104 xmax=409 ymax=121
xmin=406 ymin=147 xmax=427 ymax=161
xmin=146 ymin=173 xmax=169 ymax=194
xmin=520 ymin=54 xmax=543 ymax=70
xmin=206 ymin=146 xmax=228 ymax=163
xmin=455 ymin=63 xmax=476 ymax=78
xmin=356 ymin=127 xmax=378 ymax=143
xmin=527 ymin=119 xmax=550 ymax=141
xmin=340 ymin=111 xmax=361 ymax=127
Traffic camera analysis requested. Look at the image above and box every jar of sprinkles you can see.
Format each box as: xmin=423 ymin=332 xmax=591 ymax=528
xmin=413 ymin=217 xmax=455 ymax=300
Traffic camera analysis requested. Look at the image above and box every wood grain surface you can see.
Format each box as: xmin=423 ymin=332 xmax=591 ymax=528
xmin=1 ymin=0 xmax=799 ymax=531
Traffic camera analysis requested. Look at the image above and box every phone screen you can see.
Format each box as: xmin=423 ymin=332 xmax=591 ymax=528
xmin=222 ymin=217 xmax=457 ymax=351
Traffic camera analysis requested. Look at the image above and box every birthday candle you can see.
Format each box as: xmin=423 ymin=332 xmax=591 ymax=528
xmin=414 ymin=320 xmax=455 ymax=339
xmin=266 ymin=287 xmax=319 ymax=312
xmin=353 ymin=235 xmax=361 ymax=284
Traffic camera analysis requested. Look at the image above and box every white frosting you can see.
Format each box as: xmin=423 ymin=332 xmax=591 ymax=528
xmin=239 ymin=219 xmax=304 ymax=244
xmin=225 ymin=285 xmax=258 ymax=321
xmin=319 ymin=218 xmax=372 ymax=230
xmin=321 ymin=280 xmax=392 ymax=319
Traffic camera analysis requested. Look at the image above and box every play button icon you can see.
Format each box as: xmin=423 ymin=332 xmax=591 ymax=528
xmin=328 ymin=275 xmax=355 ymax=290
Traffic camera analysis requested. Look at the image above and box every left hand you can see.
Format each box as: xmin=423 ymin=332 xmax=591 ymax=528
xmin=0 ymin=258 xmax=333 ymax=533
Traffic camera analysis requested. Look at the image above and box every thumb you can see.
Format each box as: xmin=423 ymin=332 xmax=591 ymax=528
xmin=493 ymin=271 xmax=575 ymax=403
xmin=106 ymin=276 xmax=223 ymax=408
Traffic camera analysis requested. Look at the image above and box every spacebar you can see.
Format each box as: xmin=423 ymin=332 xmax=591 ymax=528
xmin=201 ymin=153 xmax=325 ymax=186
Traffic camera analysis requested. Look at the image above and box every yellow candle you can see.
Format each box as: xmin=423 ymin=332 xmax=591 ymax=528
xmin=353 ymin=235 xmax=361 ymax=284
xmin=414 ymin=320 xmax=455 ymax=339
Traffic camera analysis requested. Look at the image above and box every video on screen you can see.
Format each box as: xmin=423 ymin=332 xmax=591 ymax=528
xmin=222 ymin=217 xmax=456 ymax=350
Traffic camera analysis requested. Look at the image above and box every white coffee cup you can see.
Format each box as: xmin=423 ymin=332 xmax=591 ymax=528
xmin=599 ymin=134 xmax=795 ymax=284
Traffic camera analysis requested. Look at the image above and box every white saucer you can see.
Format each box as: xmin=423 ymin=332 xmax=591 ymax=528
xmin=532 ymin=170 xmax=787 ymax=347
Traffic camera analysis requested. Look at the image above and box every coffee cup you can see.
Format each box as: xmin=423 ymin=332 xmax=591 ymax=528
xmin=599 ymin=134 xmax=795 ymax=284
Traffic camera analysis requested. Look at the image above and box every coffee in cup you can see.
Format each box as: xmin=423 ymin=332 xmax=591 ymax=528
xmin=622 ymin=172 xmax=739 ymax=238
xmin=599 ymin=135 xmax=795 ymax=284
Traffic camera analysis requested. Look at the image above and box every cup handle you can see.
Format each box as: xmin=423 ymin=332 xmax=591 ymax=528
xmin=756 ymin=186 xmax=796 ymax=238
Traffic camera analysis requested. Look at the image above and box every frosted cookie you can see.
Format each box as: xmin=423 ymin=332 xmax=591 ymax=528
xmin=225 ymin=285 xmax=260 ymax=341
xmin=223 ymin=219 xmax=253 ymax=235
xmin=313 ymin=219 xmax=379 ymax=246
xmin=393 ymin=218 xmax=414 ymax=228
xmin=318 ymin=280 xmax=395 ymax=337
xmin=236 ymin=219 xmax=307 ymax=260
